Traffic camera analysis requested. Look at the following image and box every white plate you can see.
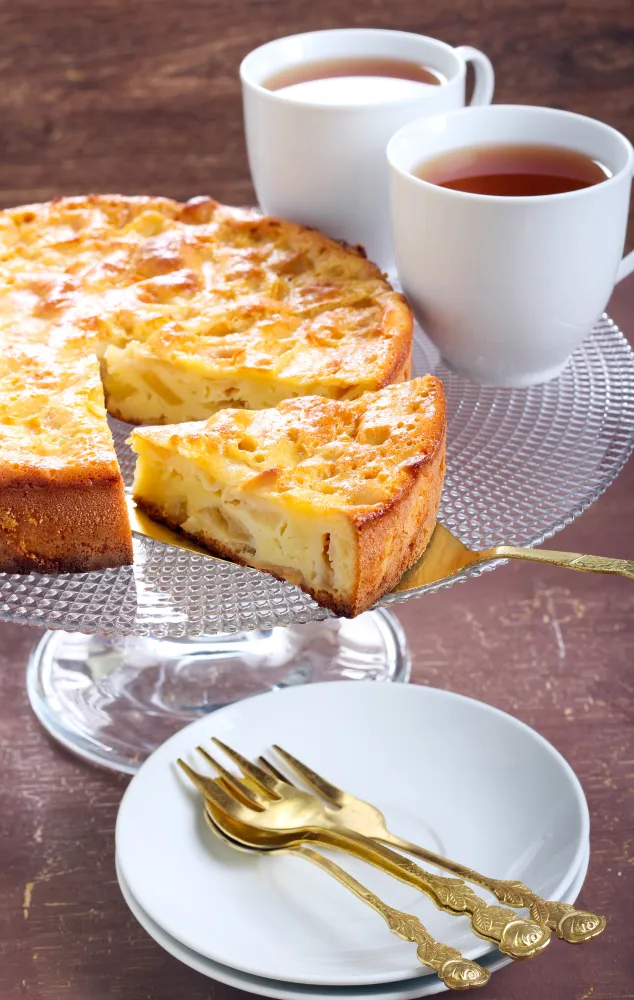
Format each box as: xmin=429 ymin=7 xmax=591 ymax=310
xmin=116 ymin=682 xmax=589 ymax=986
xmin=116 ymin=843 xmax=590 ymax=1000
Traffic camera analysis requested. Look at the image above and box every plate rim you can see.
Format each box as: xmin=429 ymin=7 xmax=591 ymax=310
xmin=114 ymin=841 xmax=590 ymax=999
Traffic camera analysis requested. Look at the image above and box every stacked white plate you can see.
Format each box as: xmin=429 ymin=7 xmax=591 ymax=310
xmin=116 ymin=682 xmax=591 ymax=997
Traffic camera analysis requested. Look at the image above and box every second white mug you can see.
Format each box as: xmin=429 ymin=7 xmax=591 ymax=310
xmin=241 ymin=29 xmax=494 ymax=269
xmin=389 ymin=105 xmax=634 ymax=386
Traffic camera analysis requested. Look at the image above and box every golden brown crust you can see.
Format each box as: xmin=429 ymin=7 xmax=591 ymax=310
xmin=375 ymin=294 xmax=414 ymax=388
xmin=0 ymin=347 xmax=132 ymax=573
xmin=352 ymin=429 xmax=446 ymax=616
xmin=0 ymin=477 xmax=134 ymax=574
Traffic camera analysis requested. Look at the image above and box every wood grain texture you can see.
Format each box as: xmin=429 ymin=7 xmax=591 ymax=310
xmin=0 ymin=0 xmax=632 ymax=240
xmin=0 ymin=0 xmax=633 ymax=997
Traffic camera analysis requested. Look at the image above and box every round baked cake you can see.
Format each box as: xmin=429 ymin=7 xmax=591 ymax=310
xmin=0 ymin=195 xmax=415 ymax=576
xmin=0 ymin=195 xmax=413 ymax=423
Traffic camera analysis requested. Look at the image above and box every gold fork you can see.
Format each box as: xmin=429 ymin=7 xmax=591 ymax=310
xmin=259 ymin=746 xmax=606 ymax=945
xmin=203 ymin=805 xmax=491 ymax=990
xmin=128 ymin=495 xmax=634 ymax=592
xmin=177 ymin=739 xmax=552 ymax=960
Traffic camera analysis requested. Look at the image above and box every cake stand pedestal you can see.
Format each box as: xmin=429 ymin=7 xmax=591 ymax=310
xmin=3 ymin=314 xmax=633 ymax=773
xmin=26 ymin=612 xmax=410 ymax=773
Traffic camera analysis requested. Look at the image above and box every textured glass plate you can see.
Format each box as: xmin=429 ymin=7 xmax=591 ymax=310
xmin=2 ymin=315 xmax=633 ymax=637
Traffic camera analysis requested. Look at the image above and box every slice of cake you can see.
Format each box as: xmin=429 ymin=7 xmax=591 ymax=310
xmin=0 ymin=346 xmax=133 ymax=573
xmin=130 ymin=376 xmax=445 ymax=616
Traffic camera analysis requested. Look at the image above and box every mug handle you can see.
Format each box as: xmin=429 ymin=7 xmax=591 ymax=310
xmin=455 ymin=46 xmax=495 ymax=106
xmin=614 ymin=163 xmax=634 ymax=283
xmin=614 ymin=240 xmax=634 ymax=285
xmin=616 ymin=250 xmax=634 ymax=284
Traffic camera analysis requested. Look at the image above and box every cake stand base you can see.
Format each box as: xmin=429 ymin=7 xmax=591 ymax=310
xmin=26 ymin=610 xmax=410 ymax=774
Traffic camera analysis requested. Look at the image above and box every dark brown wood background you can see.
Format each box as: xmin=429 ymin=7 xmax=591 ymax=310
xmin=0 ymin=1 xmax=633 ymax=998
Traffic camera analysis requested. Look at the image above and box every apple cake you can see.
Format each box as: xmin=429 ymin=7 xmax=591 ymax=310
xmin=0 ymin=195 xmax=413 ymax=420
xmin=0 ymin=194 xmax=415 ymax=576
xmin=130 ymin=376 xmax=446 ymax=617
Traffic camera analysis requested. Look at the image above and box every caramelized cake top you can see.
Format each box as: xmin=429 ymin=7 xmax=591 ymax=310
xmin=131 ymin=375 xmax=445 ymax=515
xmin=0 ymin=345 xmax=120 ymax=486
xmin=0 ymin=195 xmax=412 ymax=393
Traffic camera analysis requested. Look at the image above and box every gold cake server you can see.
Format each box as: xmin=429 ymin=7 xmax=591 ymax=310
xmin=126 ymin=495 xmax=634 ymax=593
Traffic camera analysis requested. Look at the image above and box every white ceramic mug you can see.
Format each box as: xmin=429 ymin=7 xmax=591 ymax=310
xmin=388 ymin=104 xmax=634 ymax=386
xmin=240 ymin=29 xmax=494 ymax=268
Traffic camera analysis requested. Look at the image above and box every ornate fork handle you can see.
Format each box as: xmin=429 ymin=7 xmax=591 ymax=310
xmin=482 ymin=546 xmax=634 ymax=579
xmin=380 ymin=834 xmax=606 ymax=944
xmin=311 ymin=828 xmax=551 ymax=960
xmin=291 ymin=847 xmax=490 ymax=990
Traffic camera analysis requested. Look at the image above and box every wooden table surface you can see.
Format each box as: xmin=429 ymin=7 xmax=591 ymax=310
xmin=0 ymin=2 xmax=633 ymax=998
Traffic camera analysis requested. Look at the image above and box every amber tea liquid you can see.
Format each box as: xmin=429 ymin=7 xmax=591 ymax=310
xmin=265 ymin=56 xmax=444 ymax=91
xmin=414 ymin=143 xmax=610 ymax=196
xmin=263 ymin=57 xmax=445 ymax=104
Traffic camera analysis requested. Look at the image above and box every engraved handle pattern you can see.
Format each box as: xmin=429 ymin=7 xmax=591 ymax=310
xmin=468 ymin=876 xmax=606 ymax=944
xmin=383 ymin=835 xmax=606 ymax=944
xmin=295 ymin=847 xmax=490 ymax=989
xmin=318 ymin=829 xmax=552 ymax=960
xmin=487 ymin=546 xmax=634 ymax=579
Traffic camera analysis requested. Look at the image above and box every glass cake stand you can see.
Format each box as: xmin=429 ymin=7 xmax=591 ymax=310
xmin=3 ymin=315 xmax=633 ymax=773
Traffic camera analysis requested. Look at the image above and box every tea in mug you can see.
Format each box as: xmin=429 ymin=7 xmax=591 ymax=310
xmin=264 ymin=57 xmax=445 ymax=104
xmin=414 ymin=143 xmax=610 ymax=196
